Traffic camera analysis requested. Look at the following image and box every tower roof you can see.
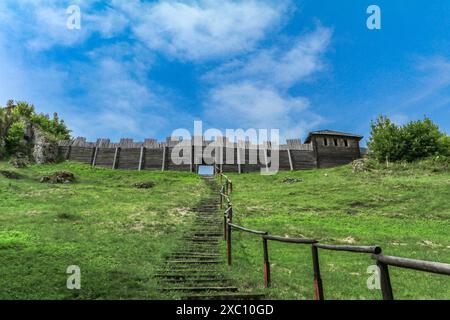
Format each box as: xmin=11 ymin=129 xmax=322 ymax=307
xmin=304 ymin=130 xmax=363 ymax=143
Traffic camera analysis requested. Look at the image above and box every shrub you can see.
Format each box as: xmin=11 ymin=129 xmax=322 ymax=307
xmin=5 ymin=121 xmax=25 ymax=155
xmin=368 ymin=116 xmax=448 ymax=163
xmin=367 ymin=116 xmax=405 ymax=162
xmin=0 ymin=100 xmax=70 ymax=160
xmin=402 ymin=118 xmax=444 ymax=162
xmin=438 ymin=136 xmax=450 ymax=156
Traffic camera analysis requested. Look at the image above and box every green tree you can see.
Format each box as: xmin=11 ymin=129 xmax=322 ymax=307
xmin=438 ymin=135 xmax=450 ymax=156
xmin=368 ymin=115 xmax=448 ymax=162
xmin=5 ymin=121 xmax=25 ymax=155
xmin=368 ymin=116 xmax=405 ymax=162
xmin=0 ymin=100 xmax=71 ymax=158
xmin=402 ymin=118 xmax=444 ymax=161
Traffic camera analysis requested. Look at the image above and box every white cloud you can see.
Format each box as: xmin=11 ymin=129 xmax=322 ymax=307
xmin=131 ymin=0 xmax=287 ymax=61
xmin=203 ymin=26 xmax=332 ymax=138
xmin=0 ymin=1 xmax=129 ymax=51
xmin=0 ymin=0 xmax=328 ymax=140
xmin=205 ymin=26 xmax=332 ymax=87
xmin=205 ymin=82 xmax=324 ymax=138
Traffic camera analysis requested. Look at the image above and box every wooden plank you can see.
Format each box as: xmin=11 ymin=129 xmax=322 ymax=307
xmin=373 ymin=254 xmax=450 ymax=276
xmin=138 ymin=147 xmax=145 ymax=171
xmin=228 ymin=223 xmax=267 ymax=236
xmin=162 ymin=146 xmax=167 ymax=171
xmin=237 ymin=147 xmax=242 ymax=174
xmin=314 ymin=244 xmax=381 ymax=254
xmin=112 ymin=147 xmax=119 ymax=169
xmin=287 ymin=148 xmax=294 ymax=171
xmin=91 ymin=147 xmax=99 ymax=167
xmin=263 ymin=235 xmax=317 ymax=244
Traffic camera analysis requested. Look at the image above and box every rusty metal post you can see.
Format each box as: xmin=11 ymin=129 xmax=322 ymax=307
xmin=311 ymin=245 xmax=324 ymax=300
xmin=227 ymin=221 xmax=232 ymax=266
xmin=377 ymin=261 xmax=394 ymax=300
xmin=262 ymin=236 xmax=271 ymax=288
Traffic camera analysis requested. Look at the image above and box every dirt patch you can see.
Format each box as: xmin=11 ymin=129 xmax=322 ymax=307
xmin=40 ymin=171 xmax=75 ymax=184
xmin=168 ymin=207 xmax=190 ymax=217
xmin=342 ymin=236 xmax=356 ymax=244
xmin=349 ymin=201 xmax=370 ymax=208
xmin=132 ymin=182 xmax=155 ymax=189
xmin=57 ymin=212 xmax=81 ymax=220
xmin=418 ymin=240 xmax=441 ymax=248
xmin=282 ymin=177 xmax=303 ymax=184
xmin=9 ymin=157 xmax=29 ymax=169
xmin=130 ymin=220 xmax=146 ymax=232
xmin=0 ymin=170 xmax=22 ymax=180
xmin=390 ymin=241 xmax=407 ymax=246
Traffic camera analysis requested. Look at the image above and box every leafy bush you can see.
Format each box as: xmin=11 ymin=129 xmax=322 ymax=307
xmin=438 ymin=136 xmax=450 ymax=156
xmin=5 ymin=121 xmax=25 ymax=155
xmin=11 ymin=102 xmax=70 ymax=140
xmin=402 ymin=118 xmax=445 ymax=161
xmin=368 ymin=116 xmax=449 ymax=162
xmin=0 ymin=100 xmax=70 ymax=159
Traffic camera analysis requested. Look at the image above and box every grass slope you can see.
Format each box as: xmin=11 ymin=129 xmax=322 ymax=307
xmin=0 ymin=161 xmax=208 ymax=299
xmin=222 ymin=163 xmax=450 ymax=300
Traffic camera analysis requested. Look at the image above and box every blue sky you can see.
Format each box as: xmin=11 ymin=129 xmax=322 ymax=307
xmin=0 ymin=0 xmax=449 ymax=145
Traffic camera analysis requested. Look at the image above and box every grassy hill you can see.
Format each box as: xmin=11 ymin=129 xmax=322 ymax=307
xmin=0 ymin=161 xmax=208 ymax=299
xmin=0 ymin=160 xmax=449 ymax=300
xmin=221 ymin=161 xmax=450 ymax=299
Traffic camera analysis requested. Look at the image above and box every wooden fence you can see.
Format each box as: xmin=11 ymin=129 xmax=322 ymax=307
xmin=217 ymin=173 xmax=450 ymax=300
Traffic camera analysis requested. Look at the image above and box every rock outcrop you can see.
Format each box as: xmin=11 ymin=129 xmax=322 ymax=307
xmin=40 ymin=171 xmax=75 ymax=184
xmin=33 ymin=129 xmax=59 ymax=164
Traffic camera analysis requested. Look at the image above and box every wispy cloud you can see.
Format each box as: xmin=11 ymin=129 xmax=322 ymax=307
xmin=129 ymin=0 xmax=288 ymax=61
xmin=204 ymin=82 xmax=324 ymax=138
xmin=397 ymin=57 xmax=450 ymax=111
xmin=204 ymin=25 xmax=332 ymax=88
xmin=0 ymin=0 xmax=331 ymax=140
xmin=203 ymin=25 xmax=332 ymax=138
xmin=0 ymin=1 xmax=127 ymax=51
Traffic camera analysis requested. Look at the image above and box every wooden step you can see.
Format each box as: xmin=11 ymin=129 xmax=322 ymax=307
xmin=155 ymin=274 xmax=224 ymax=280
xmin=161 ymin=286 xmax=238 ymax=292
xmin=184 ymin=293 xmax=266 ymax=300
xmin=170 ymin=253 xmax=221 ymax=257
xmin=169 ymin=256 xmax=221 ymax=261
xmin=165 ymin=260 xmax=221 ymax=264
xmin=156 ymin=268 xmax=222 ymax=273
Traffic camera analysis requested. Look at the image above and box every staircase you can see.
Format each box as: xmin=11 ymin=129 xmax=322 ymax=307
xmin=156 ymin=175 xmax=264 ymax=300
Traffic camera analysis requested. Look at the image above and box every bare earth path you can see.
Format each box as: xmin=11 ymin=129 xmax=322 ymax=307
xmin=156 ymin=176 xmax=264 ymax=300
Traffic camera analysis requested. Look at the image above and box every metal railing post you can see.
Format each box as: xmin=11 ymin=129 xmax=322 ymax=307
xmin=227 ymin=220 xmax=232 ymax=266
xmin=377 ymin=261 xmax=394 ymax=300
xmin=262 ymin=235 xmax=271 ymax=288
xmin=223 ymin=212 xmax=228 ymax=241
xmin=311 ymin=245 xmax=324 ymax=300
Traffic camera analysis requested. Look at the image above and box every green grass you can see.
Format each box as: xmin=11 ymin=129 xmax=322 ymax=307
xmin=0 ymin=161 xmax=209 ymax=299
xmin=1 ymin=159 xmax=449 ymax=300
xmin=221 ymin=163 xmax=450 ymax=300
